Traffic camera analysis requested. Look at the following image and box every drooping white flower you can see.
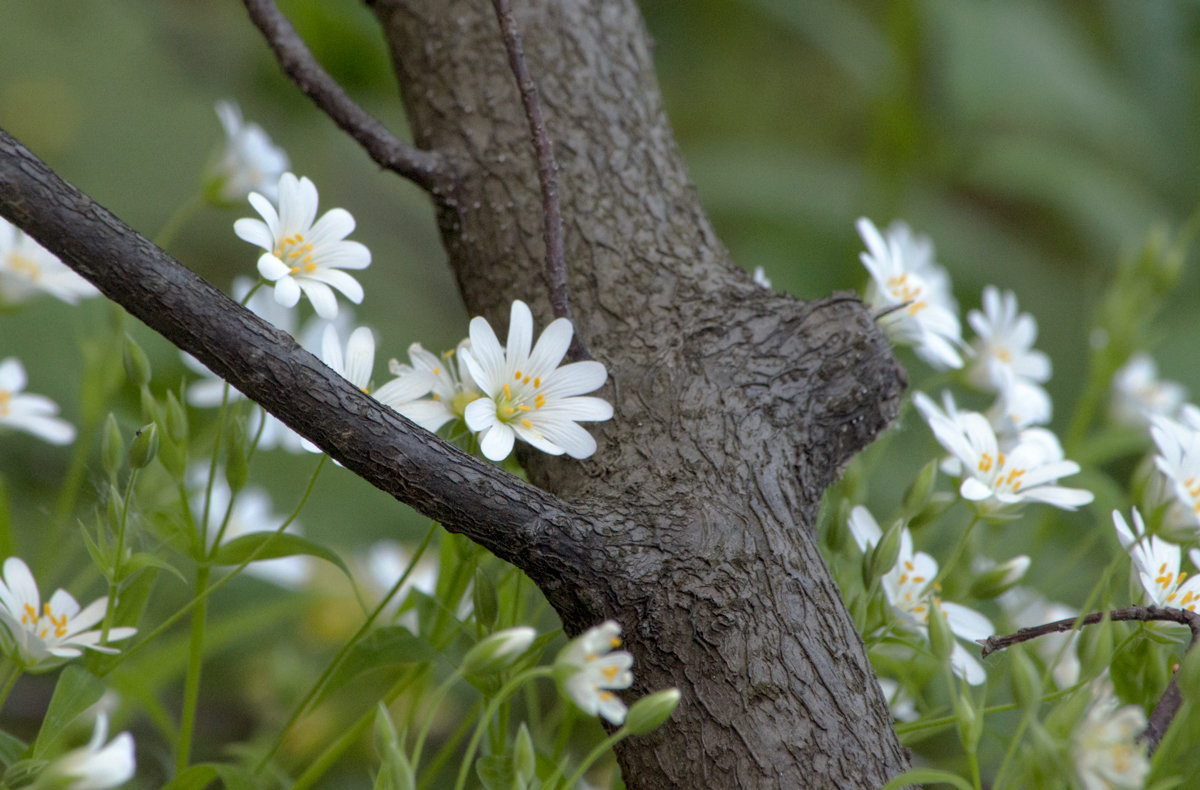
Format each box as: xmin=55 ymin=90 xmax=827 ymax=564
xmin=856 ymin=217 xmax=964 ymax=370
xmin=555 ymin=620 xmax=635 ymax=725
xmin=847 ymin=506 xmax=992 ymax=685
xmin=461 ymin=300 xmax=612 ymax=462
xmin=209 ymin=99 xmax=290 ymax=205
xmin=188 ymin=467 xmax=311 ymax=589
xmin=234 ymin=173 xmax=370 ymax=319
xmin=0 ymin=557 xmax=136 ymax=671
xmin=751 ymin=266 xmax=772 ymax=289
xmin=1149 ymin=406 xmax=1200 ymax=528
xmin=1112 ymin=508 xmax=1200 ymax=611
xmin=47 ymin=713 xmax=136 ymax=790
xmin=0 ymin=218 xmax=99 ymax=305
xmin=387 ymin=340 xmax=482 ymax=434
xmin=1110 ymin=352 xmax=1186 ymax=428
xmin=0 ymin=357 xmax=76 ymax=445
xmin=1000 ymin=589 xmax=1080 ymax=688
xmin=966 ymin=286 xmax=1051 ymax=393
xmin=1072 ymin=682 xmax=1149 ymax=790
xmin=914 ymin=392 xmax=1093 ymax=512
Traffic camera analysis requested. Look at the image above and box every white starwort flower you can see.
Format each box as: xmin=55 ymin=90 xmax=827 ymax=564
xmin=0 ymin=558 xmax=136 ymax=671
xmin=234 ymin=173 xmax=370 ymax=319
xmin=0 ymin=357 xmax=76 ymax=446
xmin=856 ymin=217 xmax=963 ymax=370
xmin=0 ymin=218 xmax=99 ymax=305
xmin=556 ymin=620 xmax=635 ymax=725
xmin=966 ymin=286 xmax=1051 ymax=393
xmin=209 ymin=99 xmax=290 ymax=204
xmin=47 ymin=713 xmax=136 ymax=790
xmin=914 ymin=392 xmax=1092 ymax=512
xmin=1111 ymin=352 xmax=1186 ymax=428
xmin=461 ymin=300 xmax=612 ymax=462
xmin=1150 ymin=406 xmax=1200 ymax=528
xmin=1000 ymin=588 xmax=1080 ymax=688
xmin=986 ymin=376 xmax=1053 ymax=435
xmin=1112 ymin=508 xmax=1200 ymax=611
xmin=319 ymin=325 xmax=434 ymax=409
xmin=876 ymin=678 xmax=918 ymax=723
xmin=751 ymin=266 xmax=772 ymax=288
xmin=848 ymin=507 xmax=992 ymax=684
xmin=1072 ymin=682 xmax=1149 ymax=790
xmin=387 ymin=340 xmax=482 ymax=434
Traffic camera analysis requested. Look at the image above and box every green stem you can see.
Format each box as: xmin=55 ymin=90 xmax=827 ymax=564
xmin=176 ymin=564 xmax=210 ymax=773
xmin=551 ymin=725 xmax=628 ymax=790
xmin=101 ymin=468 xmax=139 ymax=642
xmin=153 ymin=192 xmax=204 ymax=250
xmin=290 ymin=671 xmax=419 ymax=790
xmin=0 ymin=661 xmax=21 ymax=713
xmin=255 ymin=518 xmax=439 ymax=774
xmin=98 ymin=455 xmax=327 ymax=677
xmin=450 ymin=667 xmax=554 ymax=790
xmin=416 ymin=698 xmax=484 ymax=790
xmin=409 ymin=669 xmax=466 ymax=772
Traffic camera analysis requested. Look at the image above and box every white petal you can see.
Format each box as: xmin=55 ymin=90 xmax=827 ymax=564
xmin=306 ymin=207 xmax=356 ymax=246
xmin=464 ymin=398 xmax=499 ymax=432
xmin=466 ymin=318 xmax=505 ymax=394
xmin=539 ymin=361 xmax=608 ymax=399
xmin=941 ymin=601 xmax=993 ymax=641
xmin=343 ymin=327 xmax=376 ymax=389
xmin=527 ymin=318 xmax=573 ymax=374
xmin=479 ymin=423 xmax=515 ymax=461
xmin=506 ymin=300 xmax=534 ymax=366
xmin=307 ymin=268 xmax=364 ymax=303
xmin=298 ymin=280 xmax=338 ymax=319
xmin=847 ymin=506 xmax=882 ymax=553
xmin=233 ymin=218 xmax=274 ymax=251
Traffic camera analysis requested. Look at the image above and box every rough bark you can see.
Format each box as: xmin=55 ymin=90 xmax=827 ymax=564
xmin=371 ymin=0 xmax=910 ymax=786
xmin=0 ymin=0 xmax=913 ymax=784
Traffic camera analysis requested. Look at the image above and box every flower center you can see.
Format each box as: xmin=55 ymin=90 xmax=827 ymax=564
xmin=21 ymin=601 xmax=69 ymax=640
xmin=495 ymin=370 xmax=545 ymax=429
xmin=1183 ymin=476 xmax=1200 ymax=515
xmin=273 ymin=233 xmax=318 ymax=275
xmin=886 ymin=273 xmax=928 ymax=315
xmin=0 ymin=390 xmax=10 ymax=417
xmin=5 ymin=253 xmax=41 ymax=281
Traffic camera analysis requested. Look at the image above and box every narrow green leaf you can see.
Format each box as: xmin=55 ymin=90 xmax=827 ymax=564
xmin=314 ymin=626 xmax=438 ymax=709
xmin=211 ymin=532 xmax=351 ymax=579
xmin=31 ymin=666 xmax=106 ymax=757
xmin=0 ymin=729 xmax=27 ymax=766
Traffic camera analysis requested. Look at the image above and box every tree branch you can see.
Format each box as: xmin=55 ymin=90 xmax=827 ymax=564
xmin=0 ymin=126 xmax=580 ymax=572
xmin=240 ymin=0 xmax=453 ymax=195
xmin=488 ymin=0 xmax=585 ymax=359
xmin=980 ymin=604 xmax=1200 ymax=753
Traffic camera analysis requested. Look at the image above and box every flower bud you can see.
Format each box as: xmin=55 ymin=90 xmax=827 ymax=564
xmin=373 ymin=703 xmax=414 ymax=790
xmin=901 ymin=460 xmax=938 ymax=519
xmin=908 ymin=492 xmax=956 ymax=531
xmin=969 ymin=555 xmax=1031 ymax=599
xmin=225 ymin=417 xmax=249 ymax=493
xmin=1076 ymin=617 xmax=1114 ymax=682
xmin=165 ymin=391 xmax=189 ymax=444
xmin=864 ymin=520 xmax=903 ymax=583
xmin=624 ymin=688 xmax=681 ymax=735
xmin=100 ymin=414 xmax=124 ymax=476
xmin=1009 ymin=646 xmax=1042 ymax=712
xmin=462 ymin=626 xmax=536 ymax=675
xmin=954 ymin=690 xmax=983 ymax=753
xmin=122 ymin=334 xmax=151 ymax=387
xmin=513 ymin=722 xmax=535 ymax=784
xmin=127 ymin=423 xmax=158 ymax=470
xmin=926 ymin=600 xmax=955 ymax=663
xmin=473 ymin=567 xmax=499 ymax=629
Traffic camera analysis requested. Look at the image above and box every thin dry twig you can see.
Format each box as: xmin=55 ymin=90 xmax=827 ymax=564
xmin=980 ymin=604 xmax=1200 ymax=753
xmin=489 ymin=0 xmax=589 ymax=359
xmin=241 ymin=0 xmax=451 ymax=195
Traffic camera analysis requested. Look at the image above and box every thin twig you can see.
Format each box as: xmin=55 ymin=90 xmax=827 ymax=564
xmin=240 ymin=0 xmax=452 ymax=195
xmin=489 ymin=0 xmax=589 ymax=360
xmin=980 ymin=604 xmax=1200 ymax=754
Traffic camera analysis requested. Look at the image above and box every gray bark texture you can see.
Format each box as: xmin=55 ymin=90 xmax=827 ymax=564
xmin=372 ymin=0 xmax=910 ymax=787
xmin=0 ymin=0 xmax=914 ymax=785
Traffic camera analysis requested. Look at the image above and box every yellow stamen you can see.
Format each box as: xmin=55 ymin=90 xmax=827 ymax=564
xmin=520 ymin=418 xmax=533 ymax=428
xmin=534 ymin=377 xmax=541 ymax=388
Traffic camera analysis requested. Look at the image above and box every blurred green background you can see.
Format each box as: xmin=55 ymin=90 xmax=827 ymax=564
xmin=2 ymin=0 xmax=1200 ymax=783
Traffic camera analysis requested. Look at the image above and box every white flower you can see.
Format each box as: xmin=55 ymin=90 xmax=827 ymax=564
xmin=847 ymin=506 xmax=992 ymax=685
xmin=0 ymin=218 xmax=99 ymax=305
xmin=1150 ymin=407 xmax=1200 ymax=528
xmin=1111 ymin=352 xmax=1186 ymax=428
xmin=461 ymin=300 xmax=612 ymax=461
xmin=856 ymin=217 xmax=963 ymax=370
xmin=966 ymin=286 xmax=1051 ymax=393
xmin=1072 ymin=683 xmax=1149 ymax=790
xmin=234 ymin=173 xmax=370 ymax=319
xmin=751 ymin=266 xmax=772 ymax=288
xmin=209 ymin=99 xmax=290 ymax=204
xmin=1112 ymin=508 xmax=1200 ymax=611
xmin=0 ymin=357 xmax=76 ymax=445
xmin=0 ymin=558 xmax=135 ymax=671
xmin=986 ymin=376 xmax=1053 ymax=434
xmin=877 ymin=678 xmax=918 ymax=723
xmin=47 ymin=713 xmax=136 ymax=790
xmin=556 ymin=620 xmax=635 ymax=725
xmin=387 ymin=340 xmax=483 ymax=434
xmin=319 ymin=325 xmax=434 ymax=409
xmin=915 ymin=392 xmax=1093 ymax=512
xmin=189 ymin=468 xmax=311 ymax=589
xmin=1000 ymin=589 xmax=1080 ymax=688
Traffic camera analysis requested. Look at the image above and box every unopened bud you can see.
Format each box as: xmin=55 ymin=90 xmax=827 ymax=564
xmin=1009 ymin=647 xmax=1042 ymax=712
xmin=513 ymin=722 xmax=535 ymax=783
xmin=128 ymin=423 xmax=158 ymax=470
xmin=462 ymin=626 xmax=536 ymax=675
xmin=864 ymin=520 xmax=904 ymax=583
xmin=926 ymin=600 xmax=954 ymax=663
xmin=901 ymin=460 xmax=938 ymax=519
xmin=624 ymin=688 xmax=681 ymax=735
xmin=122 ymin=334 xmax=151 ymax=387
xmin=100 ymin=414 xmax=124 ymax=476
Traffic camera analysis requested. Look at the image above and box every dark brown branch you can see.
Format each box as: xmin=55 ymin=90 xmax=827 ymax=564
xmin=980 ymin=604 xmax=1200 ymax=753
xmin=488 ymin=0 xmax=587 ymax=359
xmin=240 ymin=0 xmax=452 ymax=195
xmin=0 ymin=126 xmax=580 ymax=572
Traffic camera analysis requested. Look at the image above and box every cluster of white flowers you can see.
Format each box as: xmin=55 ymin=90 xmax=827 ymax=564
xmin=848 ymin=507 xmax=992 ymax=684
xmin=1071 ymin=680 xmax=1150 ymax=790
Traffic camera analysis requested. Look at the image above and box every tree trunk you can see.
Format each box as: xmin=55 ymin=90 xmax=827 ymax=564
xmin=371 ymin=0 xmax=910 ymax=786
